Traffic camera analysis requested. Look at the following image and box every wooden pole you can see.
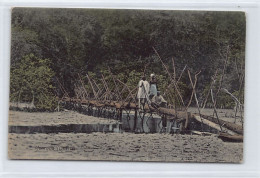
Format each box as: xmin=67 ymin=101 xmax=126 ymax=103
xmin=210 ymin=89 xmax=223 ymax=131
xmin=86 ymin=74 xmax=98 ymax=100
xmin=202 ymin=69 xmax=218 ymax=109
xmin=108 ymin=67 xmax=123 ymax=101
xmin=153 ymin=47 xmax=185 ymax=106
xmin=187 ymin=70 xmax=204 ymax=130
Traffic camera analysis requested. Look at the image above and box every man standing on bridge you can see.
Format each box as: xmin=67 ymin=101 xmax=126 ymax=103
xmin=149 ymin=73 xmax=158 ymax=100
xmin=137 ymin=76 xmax=150 ymax=110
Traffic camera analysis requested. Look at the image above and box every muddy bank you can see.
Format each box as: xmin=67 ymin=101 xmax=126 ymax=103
xmin=8 ymin=133 xmax=243 ymax=163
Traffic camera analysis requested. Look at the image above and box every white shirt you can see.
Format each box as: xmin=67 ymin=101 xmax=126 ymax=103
xmin=137 ymin=80 xmax=150 ymax=99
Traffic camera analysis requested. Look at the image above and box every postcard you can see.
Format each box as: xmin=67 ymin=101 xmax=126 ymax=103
xmin=8 ymin=8 xmax=245 ymax=162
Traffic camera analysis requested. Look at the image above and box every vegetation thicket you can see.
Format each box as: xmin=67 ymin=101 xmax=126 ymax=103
xmin=10 ymin=8 xmax=245 ymax=110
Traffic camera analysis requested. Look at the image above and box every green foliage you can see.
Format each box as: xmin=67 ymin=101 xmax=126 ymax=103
xmin=217 ymin=92 xmax=236 ymax=109
xmin=232 ymin=89 xmax=244 ymax=104
xmin=10 ymin=8 xmax=245 ymax=108
xmin=126 ymin=70 xmax=142 ymax=90
xmin=10 ymin=54 xmax=56 ymax=110
xmin=11 ymin=26 xmax=41 ymax=66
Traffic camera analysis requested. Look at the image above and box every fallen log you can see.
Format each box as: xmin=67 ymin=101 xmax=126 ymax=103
xmin=193 ymin=115 xmax=237 ymax=135
xmin=157 ymin=107 xmax=188 ymax=118
xmin=191 ymin=130 xmax=212 ymax=136
xmin=157 ymin=108 xmax=190 ymax=128
xmin=218 ymin=132 xmax=243 ymax=142
xmin=200 ymin=114 xmax=243 ymax=135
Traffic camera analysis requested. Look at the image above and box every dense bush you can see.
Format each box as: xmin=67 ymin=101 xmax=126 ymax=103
xmin=10 ymin=9 xmax=245 ymax=109
xmin=10 ymin=54 xmax=57 ymax=110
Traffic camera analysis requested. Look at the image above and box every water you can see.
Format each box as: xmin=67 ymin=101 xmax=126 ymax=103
xmin=9 ymin=103 xmax=214 ymax=134
xmin=121 ymin=112 xmax=162 ymax=133
xmin=9 ymin=109 xmax=184 ymax=134
xmin=9 ymin=123 xmax=122 ymax=134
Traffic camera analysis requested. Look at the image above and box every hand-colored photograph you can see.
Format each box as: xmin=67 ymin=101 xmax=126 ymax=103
xmin=8 ymin=8 xmax=245 ymax=162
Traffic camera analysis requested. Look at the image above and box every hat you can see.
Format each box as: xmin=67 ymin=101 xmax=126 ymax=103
xmin=150 ymin=73 xmax=155 ymax=77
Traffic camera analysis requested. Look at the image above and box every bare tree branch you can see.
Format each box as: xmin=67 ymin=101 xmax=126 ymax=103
xmin=202 ymin=69 xmax=218 ymax=109
xmin=153 ymin=47 xmax=185 ymax=106
xmin=210 ymin=88 xmax=223 ymax=131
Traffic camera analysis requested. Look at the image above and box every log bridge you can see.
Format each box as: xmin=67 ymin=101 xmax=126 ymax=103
xmin=60 ymin=97 xmax=243 ymax=142
xmin=60 ymin=97 xmax=189 ymax=134
xmin=55 ymin=70 xmax=243 ymax=140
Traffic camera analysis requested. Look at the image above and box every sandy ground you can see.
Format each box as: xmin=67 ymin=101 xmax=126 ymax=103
xmin=8 ymin=108 xmax=243 ymax=163
xmin=8 ymin=132 xmax=243 ymax=163
xmin=9 ymin=110 xmax=118 ymax=126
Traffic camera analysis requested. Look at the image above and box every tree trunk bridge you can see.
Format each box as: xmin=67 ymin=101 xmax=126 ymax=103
xmin=60 ymin=97 xmax=190 ymax=134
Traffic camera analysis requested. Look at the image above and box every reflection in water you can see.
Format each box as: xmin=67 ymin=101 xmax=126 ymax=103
xmin=9 ymin=102 xmax=219 ymax=134
xmin=9 ymin=110 xmax=217 ymax=134
xmin=9 ymin=123 xmax=122 ymax=134
xmin=121 ymin=112 xmax=162 ymax=133
xmin=9 ymin=111 xmax=177 ymax=134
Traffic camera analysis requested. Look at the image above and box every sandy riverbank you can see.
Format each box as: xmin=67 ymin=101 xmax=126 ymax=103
xmin=8 ymin=108 xmax=243 ymax=162
xmin=8 ymin=132 xmax=243 ymax=163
